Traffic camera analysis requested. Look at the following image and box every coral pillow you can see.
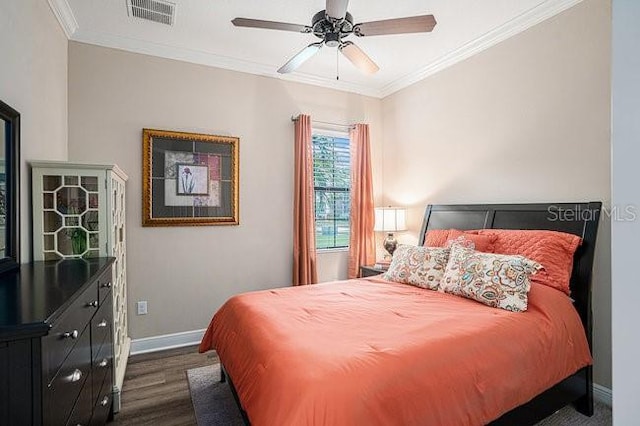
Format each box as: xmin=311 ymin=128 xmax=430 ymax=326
xmin=441 ymin=243 xmax=542 ymax=312
xmin=423 ymin=229 xmax=450 ymax=247
xmin=477 ymin=229 xmax=581 ymax=295
xmin=424 ymin=229 xmax=496 ymax=253
xmin=382 ymin=245 xmax=450 ymax=290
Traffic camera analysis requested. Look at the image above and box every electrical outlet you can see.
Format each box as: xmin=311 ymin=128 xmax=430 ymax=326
xmin=137 ymin=301 xmax=148 ymax=315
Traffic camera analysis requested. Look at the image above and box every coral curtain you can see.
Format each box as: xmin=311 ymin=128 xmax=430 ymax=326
xmin=293 ymin=115 xmax=318 ymax=285
xmin=348 ymin=124 xmax=376 ymax=278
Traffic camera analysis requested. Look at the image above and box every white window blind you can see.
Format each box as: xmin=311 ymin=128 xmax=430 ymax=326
xmin=312 ymin=132 xmax=351 ymax=249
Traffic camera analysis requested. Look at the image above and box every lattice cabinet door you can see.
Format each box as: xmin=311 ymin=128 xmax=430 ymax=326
xmin=31 ymin=161 xmax=130 ymax=413
xmin=32 ymin=168 xmax=107 ymax=261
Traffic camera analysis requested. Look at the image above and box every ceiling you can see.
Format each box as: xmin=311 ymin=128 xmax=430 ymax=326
xmin=48 ymin=0 xmax=582 ymax=98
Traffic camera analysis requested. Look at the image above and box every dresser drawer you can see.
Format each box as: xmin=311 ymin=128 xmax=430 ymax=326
xmin=91 ymin=294 xmax=112 ymax=357
xmin=65 ymin=378 xmax=93 ymax=426
xmin=43 ymin=282 xmax=100 ymax=383
xmin=90 ymin=370 xmax=113 ymax=426
xmin=92 ymin=339 xmax=113 ymax=405
xmin=44 ymin=327 xmax=92 ymax=426
xmin=97 ymin=269 xmax=113 ymax=304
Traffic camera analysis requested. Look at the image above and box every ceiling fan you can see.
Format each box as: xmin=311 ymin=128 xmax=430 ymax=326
xmin=232 ymin=0 xmax=436 ymax=75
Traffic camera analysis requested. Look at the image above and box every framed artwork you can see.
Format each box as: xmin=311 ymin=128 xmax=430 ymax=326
xmin=142 ymin=129 xmax=239 ymax=226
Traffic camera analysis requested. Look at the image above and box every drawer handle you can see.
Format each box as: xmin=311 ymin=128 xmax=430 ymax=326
xmin=62 ymin=330 xmax=79 ymax=339
xmin=68 ymin=369 xmax=83 ymax=383
xmin=97 ymin=319 xmax=108 ymax=328
xmin=98 ymin=358 xmax=108 ymax=368
xmin=100 ymin=395 xmax=109 ymax=406
xmin=86 ymin=300 xmax=98 ymax=308
xmin=101 ymin=282 xmax=112 ymax=289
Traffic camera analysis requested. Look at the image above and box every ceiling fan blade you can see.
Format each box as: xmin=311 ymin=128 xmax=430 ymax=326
xmin=326 ymin=0 xmax=349 ymax=20
xmin=339 ymin=42 xmax=379 ymax=75
xmin=278 ymin=43 xmax=323 ymax=74
xmin=232 ymin=18 xmax=311 ymax=33
xmin=354 ymin=15 xmax=436 ymax=37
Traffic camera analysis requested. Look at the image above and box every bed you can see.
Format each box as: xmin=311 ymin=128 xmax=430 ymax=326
xmin=199 ymin=202 xmax=601 ymax=425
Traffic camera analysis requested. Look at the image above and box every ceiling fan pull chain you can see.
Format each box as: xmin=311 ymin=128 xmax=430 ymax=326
xmin=336 ymin=48 xmax=340 ymax=81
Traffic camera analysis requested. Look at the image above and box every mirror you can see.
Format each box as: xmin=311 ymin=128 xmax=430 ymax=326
xmin=0 ymin=99 xmax=20 ymax=274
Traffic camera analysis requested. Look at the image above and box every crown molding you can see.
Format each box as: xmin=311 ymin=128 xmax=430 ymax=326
xmin=70 ymin=29 xmax=384 ymax=98
xmin=47 ymin=0 xmax=78 ymax=39
xmin=379 ymin=0 xmax=584 ymax=97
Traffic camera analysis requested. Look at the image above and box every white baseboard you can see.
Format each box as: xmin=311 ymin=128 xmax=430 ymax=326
xmin=130 ymin=328 xmax=206 ymax=355
xmin=593 ymin=383 xmax=612 ymax=407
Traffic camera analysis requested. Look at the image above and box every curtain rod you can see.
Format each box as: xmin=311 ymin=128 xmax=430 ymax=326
xmin=290 ymin=115 xmax=356 ymax=129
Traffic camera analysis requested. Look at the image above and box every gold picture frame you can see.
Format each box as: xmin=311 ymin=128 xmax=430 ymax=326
xmin=142 ymin=129 xmax=239 ymax=226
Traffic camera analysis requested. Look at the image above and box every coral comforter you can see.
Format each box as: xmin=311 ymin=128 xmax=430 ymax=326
xmin=199 ymin=277 xmax=591 ymax=426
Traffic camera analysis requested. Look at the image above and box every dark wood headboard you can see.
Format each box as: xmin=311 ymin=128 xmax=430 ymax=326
xmin=418 ymin=202 xmax=602 ymax=350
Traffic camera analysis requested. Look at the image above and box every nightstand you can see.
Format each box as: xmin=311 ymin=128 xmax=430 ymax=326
xmin=360 ymin=265 xmax=387 ymax=278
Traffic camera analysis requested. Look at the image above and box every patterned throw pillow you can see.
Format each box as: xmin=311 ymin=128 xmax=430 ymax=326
xmin=382 ymin=245 xmax=450 ymax=290
xmin=445 ymin=235 xmax=478 ymax=250
xmin=440 ymin=243 xmax=542 ymax=312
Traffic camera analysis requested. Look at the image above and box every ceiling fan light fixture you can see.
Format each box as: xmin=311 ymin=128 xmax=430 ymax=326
xmin=231 ymin=0 xmax=435 ymax=76
xmin=324 ymin=33 xmax=340 ymax=47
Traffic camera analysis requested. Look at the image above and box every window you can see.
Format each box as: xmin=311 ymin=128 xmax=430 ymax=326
xmin=313 ymin=131 xmax=350 ymax=250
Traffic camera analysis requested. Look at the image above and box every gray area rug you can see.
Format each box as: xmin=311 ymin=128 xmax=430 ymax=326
xmin=187 ymin=364 xmax=611 ymax=425
xmin=187 ymin=364 xmax=244 ymax=426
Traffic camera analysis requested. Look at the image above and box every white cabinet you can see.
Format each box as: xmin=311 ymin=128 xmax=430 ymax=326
xmin=31 ymin=161 xmax=130 ymax=413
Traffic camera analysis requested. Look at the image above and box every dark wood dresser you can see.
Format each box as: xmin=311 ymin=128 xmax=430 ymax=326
xmin=0 ymin=257 xmax=115 ymax=426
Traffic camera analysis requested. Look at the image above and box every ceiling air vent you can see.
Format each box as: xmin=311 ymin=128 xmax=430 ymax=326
xmin=127 ymin=0 xmax=176 ymax=26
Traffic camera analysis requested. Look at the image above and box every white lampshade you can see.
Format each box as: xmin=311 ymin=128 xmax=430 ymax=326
xmin=374 ymin=207 xmax=407 ymax=232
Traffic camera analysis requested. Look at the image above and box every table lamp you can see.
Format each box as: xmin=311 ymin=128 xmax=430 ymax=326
xmin=374 ymin=207 xmax=407 ymax=260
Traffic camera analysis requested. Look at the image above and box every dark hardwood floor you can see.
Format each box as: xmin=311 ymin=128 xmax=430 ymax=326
xmin=112 ymin=345 xmax=216 ymax=426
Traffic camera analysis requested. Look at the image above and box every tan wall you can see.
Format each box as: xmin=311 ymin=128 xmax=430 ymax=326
xmin=0 ymin=1 xmax=68 ymax=261
xmin=67 ymin=42 xmax=383 ymax=339
xmin=381 ymin=0 xmax=611 ymax=387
